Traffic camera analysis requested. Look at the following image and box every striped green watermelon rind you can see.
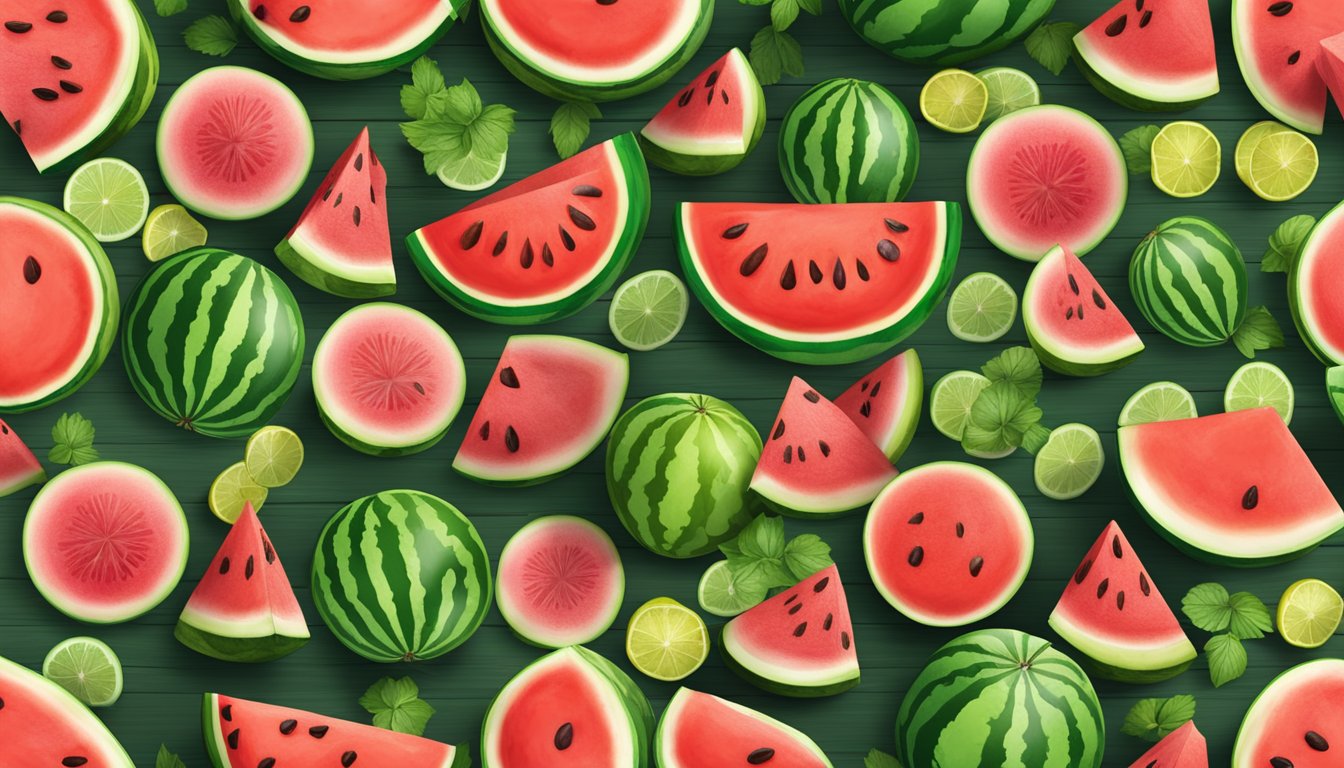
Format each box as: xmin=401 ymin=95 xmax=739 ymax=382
xmin=654 ymin=688 xmax=834 ymax=768
xmin=838 ymin=0 xmax=1056 ymax=66
xmin=779 ymin=78 xmax=919 ymax=204
xmin=1129 ymin=216 xmax=1248 ymax=348
xmin=1231 ymin=659 xmax=1344 ymax=768
xmin=1327 ymin=366 xmax=1344 ymax=427
xmin=639 ymin=48 xmax=766 ymax=177
xmin=896 ymin=629 xmax=1105 ymax=768
xmin=1290 ymin=199 xmax=1344 ymax=365
xmin=1024 ymin=245 xmax=1145 ymax=377
xmin=1072 ymin=0 xmax=1219 ymax=112
xmin=311 ymin=490 xmax=491 ymax=663
xmin=0 ymin=654 xmax=134 ymax=767
xmin=606 ymin=393 xmax=765 ymax=558
xmin=122 ymin=248 xmax=305 ymax=439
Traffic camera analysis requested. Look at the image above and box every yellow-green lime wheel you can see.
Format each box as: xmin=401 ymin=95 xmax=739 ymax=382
xmin=244 ymin=426 xmax=305 ymax=488
xmin=209 ymin=461 xmax=268 ymax=524
xmin=1244 ymin=127 xmax=1318 ymax=201
xmin=1118 ymin=381 xmax=1197 ymax=427
xmin=609 ymin=270 xmax=689 ymax=352
xmin=976 ymin=67 xmax=1040 ymax=123
xmin=1150 ymin=121 xmax=1220 ymax=198
xmin=626 ymin=597 xmax=710 ymax=681
xmin=42 ymin=636 xmax=123 ymax=708
xmin=63 ymin=157 xmax=150 ymax=243
xmin=1033 ymin=423 xmax=1103 ymax=500
xmin=920 ymin=69 xmax=988 ymax=134
xmin=946 ymin=272 xmax=1017 ymax=342
xmin=142 ymin=204 xmax=208 ymax=262
xmin=1277 ymin=578 xmax=1342 ymax=649
xmin=1224 ymin=361 xmax=1294 ymax=425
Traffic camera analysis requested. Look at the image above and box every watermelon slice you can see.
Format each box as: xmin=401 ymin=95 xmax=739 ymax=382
xmin=176 ymin=502 xmax=309 ymax=663
xmin=276 ymin=126 xmax=394 ymax=298
xmin=1118 ymin=408 xmax=1344 ymax=566
xmin=1049 ymin=521 xmax=1196 ymax=683
xmin=454 ymin=336 xmax=629 ymax=486
xmin=204 ymin=693 xmax=467 ymax=768
xmin=1023 ymin=244 xmax=1144 ymax=376
xmin=1232 ymin=0 xmax=1344 ymax=134
xmin=0 ymin=0 xmax=158 ymax=174
xmin=1073 ymin=0 xmax=1219 ymax=111
xmin=228 ymin=0 xmax=463 ymax=80
xmin=640 ymin=48 xmax=766 ymax=176
xmin=655 ymin=688 xmax=833 ymax=767
xmin=1129 ymin=721 xmax=1208 ymax=768
xmin=1328 ymin=366 xmax=1344 ymax=427
xmin=482 ymin=645 xmax=654 ymax=768
xmin=1291 ymin=198 xmax=1344 ymax=365
xmin=1318 ymin=31 xmax=1344 ymax=121
xmin=864 ymin=461 xmax=1033 ymax=627
xmin=408 ymin=134 xmax=651 ymax=324
xmin=0 ymin=197 xmax=118 ymax=413
xmin=751 ymin=377 xmax=897 ymax=518
xmin=0 ymin=653 xmax=134 ymax=766
xmin=1232 ymin=658 xmax=1344 ymax=768
xmin=0 ymin=417 xmax=45 ymax=497
xmin=722 ymin=564 xmax=859 ymax=697
xmin=833 ymin=349 xmax=923 ymax=462
xmin=677 ymin=201 xmax=961 ymax=364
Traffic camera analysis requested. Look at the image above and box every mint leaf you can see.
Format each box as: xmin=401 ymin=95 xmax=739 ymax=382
xmin=749 ymin=25 xmax=804 ymax=86
xmin=771 ymin=0 xmax=818 ymax=30
xmin=360 ymin=677 xmax=435 ymax=736
xmin=401 ymin=56 xmax=447 ymax=120
xmin=156 ymin=746 xmax=187 ymax=768
xmin=1205 ymin=634 xmax=1247 ymax=688
xmin=782 ymin=534 xmax=832 ymax=580
xmin=155 ymin=0 xmax=188 ymax=16
xmin=1231 ymin=306 xmax=1285 ymax=358
xmin=981 ymin=347 xmax=1042 ymax=400
xmin=1182 ymin=583 xmax=1233 ymax=633
xmin=961 ymin=380 xmax=1042 ymax=455
xmin=184 ymin=15 xmax=237 ymax=57
xmin=720 ymin=514 xmax=793 ymax=588
xmin=865 ymin=749 xmax=902 ymax=768
xmin=1119 ymin=125 xmax=1160 ymax=175
xmin=50 ymin=412 xmax=98 ymax=467
xmin=550 ymin=101 xmax=601 ymax=159
xmin=1227 ymin=592 xmax=1274 ymax=640
xmin=1121 ymin=695 xmax=1197 ymax=742
xmin=1024 ymin=21 xmax=1081 ymax=76
xmin=1262 ymin=214 xmax=1316 ymax=273
xmin=401 ymin=79 xmax=516 ymax=176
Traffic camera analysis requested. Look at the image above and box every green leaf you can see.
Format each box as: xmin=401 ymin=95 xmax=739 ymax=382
xmin=1227 ymin=592 xmax=1274 ymax=640
xmin=401 ymin=56 xmax=447 ymax=120
xmin=720 ymin=514 xmax=793 ymax=588
xmin=1119 ymin=125 xmax=1160 ymax=175
xmin=1231 ymin=306 xmax=1285 ymax=358
xmin=771 ymin=0 xmax=800 ymax=31
xmin=401 ymin=79 xmax=516 ymax=176
xmin=961 ymin=380 xmax=1042 ymax=455
xmin=795 ymin=0 xmax=822 ymax=14
xmin=739 ymin=0 xmax=774 ymax=6
xmin=981 ymin=347 xmax=1042 ymax=400
xmin=864 ymin=749 xmax=903 ymax=768
xmin=1205 ymin=634 xmax=1247 ymax=688
xmin=360 ymin=677 xmax=435 ymax=736
xmin=1262 ymin=214 xmax=1316 ymax=273
xmin=183 ymin=15 xmax=238 ymax=57
xmin=1024 ymin=21 xmax=1081 ymax=76
xmin=748 ymin=25 xmax=804 ymax=86
xmin=1182 ymin=582 xmax=1233 ymax=633
xmin=156 ymin=745 xmax=187 ymax=768
xmin=782 ymin=534 xmax=832 ymax=580
xmin=154 ymin=0 xmax=189 ymax=16
xmin=550 ymin=101 xmax=601 ymax=159
xmin=50 ymin=413 xmax=98 ymax=467
xmin=1120 ymin=695 xmax=1197 ymax=742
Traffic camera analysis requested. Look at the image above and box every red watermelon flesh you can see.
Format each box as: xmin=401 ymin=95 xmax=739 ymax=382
xmin=0 ymin=418 xmax=45 ymax=497
xmin=0 ymin=653 xmax=134 ymax=767
xmin=864 ymin=462 xmax=1032 ymax=627
xmin=1073 ymin=0 xmax=1218 ymax=108
xmin=204 ymin=693 xmax=464 ymax=768
xmin=1233 ymin=0 xmax=1344 ymax=134
xmin=642 ymin=48 xmax=762 ymax=158
xmin=241 ymin=0 xmax=453 ymax=63
xmin=454 ymin=336 xmax=629 ymax=485
xmin=833 ymin=349 xmax=922 ymax=462
xmin=656 ymin=688 xmax=832 ymax=768
xmin=1292 ymin=197 xmax=1344 ymax=365
xmin=1319 ymin=32 xmax=1344 ymax=120
xmin=1023 ymin=244 xmax=1144 ymax=376
xmin=1233 ymin=659 xmax=1344 ymax=768
xmin=1129 ymin=721 xmax=1208 ymax=768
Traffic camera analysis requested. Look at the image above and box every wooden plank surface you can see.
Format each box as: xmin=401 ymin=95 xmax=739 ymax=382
xmin=1 ymin=0 xmax=1341 ymax=764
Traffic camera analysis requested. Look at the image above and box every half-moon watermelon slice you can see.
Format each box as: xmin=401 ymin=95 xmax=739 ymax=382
xmin=640 ymin=48 xmax=766 ymax=176
xmin=408 ymin=134 xmax=651 ymax=324
xmin=204 ymin=693 xmax=468 ymax=768
xmin=1129 ymin=721 xmax=1208 ymax=768
xmin=1118 ymin=407 xmax=1344 ymax=566
xmin=1049 ymin=520 xmax=1196 ymax=683
xmin=1073 ymin=0 xmax=1219 ymax=111
xmin=1291 ymin=198 xmax=1344 ymax=365
xmin=0 ymin=653 xmax=134 ymax=767
xmin=1023 ymin=244 xmax=1144 ymax=376
xmin=1232 ymin=658 xmax=1344 ymax=768
xmin=834 ymin=349 xmax=923 ymax=462
xmin=678 ymin=201 xmax=960 ymax=364
xmin=655 ymin=688 xmax=833 ymax=767
xmin=1232 ymin=0 xmax=1344 ymax=134
xmin=0 ymin=418 xmax=44 ymax=497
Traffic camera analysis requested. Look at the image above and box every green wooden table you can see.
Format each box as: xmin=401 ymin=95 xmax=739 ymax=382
xmin=2 ymin=0 xmax=1341 ymax=764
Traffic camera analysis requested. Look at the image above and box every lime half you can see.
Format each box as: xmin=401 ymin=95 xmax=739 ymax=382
xmin=609 ymin=270 xmax=689 ymax=352
xmin=1150 ymin=121 xmax=1221 ymax=198
xmin=209 ymin=461 xmax=268 ymax=524
xmin=1033 ymin=423 xmax=1104 ymax=500
xmin=947 ymin=272 xmax=1018 ymax=342
xmin=142 ymin=204 xmax=208 ymax=262
xmin=43 ymin=637 xmax=123 ymax=707
xmin=930 ymin=370 xmax=991 ymax=440
xmin=1224 ymin=361 xmax=1294 ymax=425
xmin=244 ymin=426 xmax=305 ymax=488
xmin=437 ymin=149 xmax=507 ymax=192
xmin=1118 ymin=381 xmax=1198 ymax=427
xmin=1245 ymin=127 xmax=1318 ymax=201
xmin=1235 ymin=121 xmax=1286 ymax=185
xmin=63 ymin=158 xmax=150 ymax=242
xmin=1277 ymin=578 xmax=1341 ymax=649
xmin=697 ymin=560 xmax=767 ymax=618
xmin=920 ymin=69 xmax=988 ymax=134
xmin=977 ymin=67 xmax=1040 ymax=122
xmin=626 ymin=597 xmax=710 ymax=681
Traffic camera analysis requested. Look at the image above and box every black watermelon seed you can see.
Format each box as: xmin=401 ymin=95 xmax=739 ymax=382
xmin=13 ymin=119 xmax=20 ymax=135
xmin=333 ymin=192 xmax=343 ymax=208
xmin=5 ymin=21 xmax=33 ymax=33
xmin=1270 ymin=758 xmax=1294 ymax=768
xmin=1077 ymin=302 xmax=1085 ymax=320
xmin=772 ymin=420 xmax=785 ymax=439
xmin=706 ymin=87 xmax=715 ymax=104
xmin=833 ymin=259 xmax=847 ymax=290
xmin=259 ymin=759 xmax=276 ymax=768
xmin=723 ymin=91 xmax=730 ymax=104
xmin=748 ymin=748 xmax=776 ymax=764
xmin=289 ymin=5 xmax=311 ymax=22
xmin=309 ymin=725 xmax=329 ymax=738
xmin=870 ymin=381 xmax=881 ymax=397
xmin=353 ymin=206 xmax=361 ymax=227
xmin=1289 ymin=50 xmax=1302 ymax=65
xmin=263 ymin=537 xmax=275 ymax=564
xmin=555 ymin=722 xmax=574 ymax=750
xmin=499 ymin=366 xmax=520 ymax=388
xmin=908 ymin=546 xmax=924 ymax=567
xmin=956 ymin=522 xmax=965 ymax=538
xmin=814 ymin=576 xmax=830 ymax=592
xmin=222 ymin=705 xmax=232 ymax=721
xmin=788 ymin=603 xmax=802 ymax=615
xmin=568 ymin=206 xmax=596 ymax=231
xmin=677 ymin=89 xmax=694 ymax=107
xmin=280 ymin=719 xmax=297 ymax=735
xmin=706 ymin=69 xmax=721 ymax=87
xmin=1117 ymin=591 xmax=1126 ymax=610
xmin=254 ymin=5 xmax=267 ymax=20
xmin=52 ymin=55 xmax=72 ymax=70
xmin=492 ymin=231 xmax=509 ymax=256
xmin=1139 ymin=9 xmax=1152 ymax=26
xmin=354 ymin=153 xmax=364 ymax=171
xmin=780 ymin=261 xmax=797 ymax=290
xmin=1136 ymin=0 xmax=1144 ymax=8
xmin=793 ymin=622 xmax=807 ymax=637
xmin=559 ymin=225 xmax=576 ymax=251
xmin=1112 ymin=535 xmax=1123 ymax=558
xmin=1066 ymin=306 xmax=1075 ymax=320
xmin=803 ymin=389 xmax=820 ymax=403
xmin=520 ymin=239 xmax=534 ymax=269
xmin=856 ymin=259 xmax=870 ymax=280
xmin=808 ymin=259 xmax=822 ymax=284
xmin=341 ymin=751 xmax=358 ymax=766
xmin=739 ymin=244 xmax=768 ymax=276
xmin=1268 ymin=1 xmax=1292 ymax=16
xmin=23 ymin=255 xmax=41 ymax=284
xmin=597 ymin=0 xmax=619 ymax=6
xmin=245 ymin=555 xmax=255 ymax=580
xmin=541 ymin=243 xmax=554 ymax=267
xmin=783 ymin=445 xmax=793 ymax=464
xmin=908 ymin=512 xmax=924 ymax=524
xmin=479 ymin=421 xmax=490 ymax=440
xmin=1074 ymin=559 xmax=1093 ymax=584
xmin=1145 ymin=761 xmax=1156 ymax=768
xmin=47 ymin=10 xmax=68 ymax=22
xmin=413 ymin=382 xmax=425 ymax=396
xmin=823 ymin=613 xmax=833 ymax=630
xmin=859 ymin=401 xmax=871 ymax=417
xmin=723 ymin=223 xmax=748 ymax=239
xmin=505 ymin=426 xmax=520 ymax=453
xmin=219 ymin=557 xmax=230 ymax=575
xmin=460 ymin=221 xmax=483 ymax=249
xmin=1306 ymin=730 xmax=1329 ymax=751
xmin=841 ymin=631 xmax=851 ymax=649
xmin=1093 ymin=289 xmax=1106 ymax=309
xmin=322 ymin=186 xmax=333 ymax=201
xmin=1096 ymin=578 xmax=1109 ymax=599
xmin=33 ymin=88 xmax=59 ymax=101
xmin=1243 ymin=485 xmax=1259 ymax=509
xmin=818 ymin=440 xmax=830 ymax=457
xmin=1105 ymin=14 xmax=1127 ymax=35
xmin=572 ymin=184 xmax=602 ymax=197
xmin=62 ymin=759 xmax=88 ymax=767
xmin=969 ymin=556 xmax=985 ymax=577
xmin=784 ymin=594 xmax=798 ymax=605
xmin=877 ymin=239 xmax=900 ymax=262
xmin=370 ymin=185 xmax=376 ymax=204
xmin=227 ymin=729 xmax=240 ymax=749
xmin=1068 ymin=274 xmax=1080 ymax=295
xmin=884 ymin=218 xmax=908 ymax=233
xmin=797 ymin=446 xmax=806 ymax=462
xmin=1140 ymin=572 xmax=1151 ymax=596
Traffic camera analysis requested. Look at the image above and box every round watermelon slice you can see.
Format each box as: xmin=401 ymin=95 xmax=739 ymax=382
xmin=0 ymin=418 xmax=44 ymax=497
xmin=1128 ymin=721 xmax=1208 ymax=768
xmin=1233 ymin=659 xmax=1344 ymax=768
xmin=1023 ymin=244 xmax=1144 ymax=376
xmin=1233 ymin=0 xmax=1344 ymax=134
xmin=228 ymin=0 xmax=463 ymax=80
xmin=640 ymin=48 xmax=766 ymax=176
xmin=833 ymin=348 xmax=923 ymax=462
xmin=678 ymin=201 xmax=961 ymax=364
xmin=0 ymin=197 xmax=117 ymax=413
xmin=23 ymin=461 xmax=189 ymax=624
xmin=1073 ymin=0 xmax=1219 ymax=111
xmin=655 ymin=688 xmax=833 ymax=768
xmin=314 ymin=302 xmax=466 ymax=457
xmin=0 ymin=653 xmax=134 ymax=767
xmin=480 ymin=0 xmax=711 ymax=102
xmin=0 ymin=0 xmax=158 ymax=174
xmin=408 ymin=134 xmax=651 ymax=324
xmin=1292 ymin=198 xmax=1344 ymax=365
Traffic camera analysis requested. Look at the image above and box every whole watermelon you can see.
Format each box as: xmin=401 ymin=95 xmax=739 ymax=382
xmin=606 ymin=394 xmax=765 ymax=558
xmin=898 ymin=628 xmax=1105 ymax=767
xmin=779 ymin=78 xmax=919 ymax=204
xmin=121 ymin=247 xmax=304 ymax=438
xmin=1129 ymin=217 xmax=1251 ymax=348
xmin=311 ymin=490 xmax=492 ymax=663
xmin=839 ymin=0 xmax=1056 ymax=67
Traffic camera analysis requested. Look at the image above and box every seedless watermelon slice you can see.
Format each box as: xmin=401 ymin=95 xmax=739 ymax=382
xmin=0 ymin=653 xmax=134 ymax=767
xmin=1129 ymin=721 xmax=1208 ymax=768
xmin=1073 ymin=0 xmax=1219 ymax=110
xmin=656 ymin=688 xmax=833 ymax=767
xmin=640 ymin=48 xmax=766 ymax=176
xmin=1232 ymin=659 xmax=1344 ymax=768
xmin=1318 ymin=31 xmax=1344 ymax=121
xmin=1292 ymin=198 xmax=1344 ymax=365
xmin=0 ymin=418 xmax=44 ymax=497
xmin=834 ymin=349 xmax=922 ymax=462
xmin=1023 ymin=244 xmax=1144 ymax=376
xmin=1233 ymin=0 xmax=1344 ymax=134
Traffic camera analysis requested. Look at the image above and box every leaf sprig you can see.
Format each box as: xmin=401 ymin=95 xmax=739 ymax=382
xmin=360 ymin=677 xmax=436 ymax=736
xmin=1121 ymin=695 xmax=1196 ymax=742
xmin=718 ymin=513 xmax=834 ymax=607
xmin=1181 ymin=583 xmax=1273 ymax=687
xmin=744 ymin=0 xmax=819 ymax=85
xmin=399 ymin=57 xmax=516 ymax=178
xmin=49 ymin=412 xmax=99 ymax=466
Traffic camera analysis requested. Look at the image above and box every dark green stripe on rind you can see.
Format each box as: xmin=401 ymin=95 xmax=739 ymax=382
xmin=839 ymin=0 xmax=1055 ymax=66
xmin=1129 ymin=217 xmax=1247 ymax=348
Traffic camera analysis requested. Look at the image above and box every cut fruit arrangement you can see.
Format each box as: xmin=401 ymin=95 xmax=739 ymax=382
xmin=641 ymin=48 xmax=765 ymax=176
xmin=1074 ymin=0 xmax=1219 ymax=111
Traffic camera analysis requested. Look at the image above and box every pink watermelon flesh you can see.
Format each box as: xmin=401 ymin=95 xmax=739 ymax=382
xmin=1073 ymin=0 xmax=1218 ymax=107
xmin=1118 ymin=407 xmax=1344 ymax=564
xmin=1234 ymin=659 xmax=1344 ymax=768
xmin=0 ymin=418 xmax=45 ymax=497
xmin=496 ymin=515 xmax=624 ymax=648
xmin=242 ymin=0 xmax=451 ymax=63
xmin=1049 ymin=520 xmax=1195 ymax=680
xmin=0 ymin=653 xmax=134 ymax=767
xmin=1129 ymin=721 xmax=1208 ymax=768
xmin=206 ymin=693 xmax=462 ymax=768
xmin=658 ymin=688 xmax=831 ymax=768
xmin=642 ymin=48 xmax=758 ymax=156
xmin=1233 ymin=0 xmax=1344 ymax=134
xmin=176 ymin=502 xmax=309 ymax=663
xmin=1024 ymin=244 xmax=1143 ymax=375
xmin=833 ymin=349 xmax=922 ymax=462
xmin=1319 ymin=31 xmax=1344 ymax=121
xmin=454 ymin=336 xmax=628 ymax=485
xmin=751 ymin=376 xmax=897 ymax=517
xmin=1293 ymin=198 xmax=1344 ymax=364
xmin=23 ymin=462 xmax=188 ymax=623
xmin=864 ymin=462 xmax=1032 ymax=627
xmin=722 ymin=564 xmax=859 ymax=696
xmin=277 ymin=126 xmax=394 ymax=297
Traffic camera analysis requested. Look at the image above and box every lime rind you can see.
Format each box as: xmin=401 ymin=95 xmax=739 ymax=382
xmin=42 ymin=636 xmax=123 ymax=707
xmin=976 ymin=67 xmax=1040 ymax=123
xmin=947 ymin=271 xmax=1017 ymax=342
xmin=1244 ymin=128 xmax=1318 ymax=202
xmin=1118 ymin=381 xmax=1198 ymax=427
xmin=63 ymin=157 xmax=150 ymax=243
xmin=609 ymin=270 xmax=690 ymax=352
xmin=209 ymin=461 xmax=268 ymax=524
xmin=437 ymin=149 xmax=507 ymax=192
xmin=1150 ymin=121 xmax=1220 ymax=198
xmin=697 ymin=561 xmax=766 ymax=618
xmin=142 ymin=204 xmax=208 ymax=262
xmin=1277 ymin=578 xmax=1342 ymax=649
xmin=625 ymin=597 xmax=710 ymax=681
xmin=1033 ymin=423 xmax=1104 ymax=500
xmin=1224 ymin=361 xmax=1294 ymax=425
xmin=920 ymin=69 xmax=988 ymax=134
xmin=244 ymin=426 xmax=305 ymax=488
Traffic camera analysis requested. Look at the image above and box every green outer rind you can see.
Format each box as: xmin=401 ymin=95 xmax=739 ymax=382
xmin=173 ymin=620 xmax=309 ymax=664
xmin=407 ymin=134 xmax=651 ymax=325
xmin=1072 ymin=38 xmax=1218 ymax=112
xmin=317 ymin=406 xmax=451 ymax=458
xmin=1230 ymin=0 xmax=1324 ymax=135
xmin=653 ymin=688 xmax=834 ymax=767
xmin=1289 ymin=201 xmax=1344 ymax=365
xmin=837 ymin=0 xmax=1056 ymax=67
xmin=0 ymin=466 xmax=45 ymax=498
xmin=1327 ymin=366 xmax=1344 ymax=426
xmin=1046 ymin=610 xmax=1196 ymax=684
xmin=274 ymin=237 xmax=397 ymax=299
xmin=639 ymin=70 xmax=766 ymax=177
xmin=0 ymin=654 xmax=134 ymax=766
xmin=1129 ymin=216 xmax=1248 ymax=348
xmin=1231 ymin=659 xmax=1344 ymax=766
xmin=1022 ymin=247 xmax=1144 ymax=377
xmin=480 ymin=0 xmax=713 ymax=102
xmin=719 ymin=625 xmax=861 ymax=698
xmin=0 ymin=197 xmax=119 ymax=414
xmin=876 ymin=350 xmax=923 ymax=462
xmin=676 ymin=202 xmax=962 ymax=365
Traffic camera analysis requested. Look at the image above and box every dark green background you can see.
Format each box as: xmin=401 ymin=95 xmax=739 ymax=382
xmin=1 ymin=0 xmax=1341 ymax=764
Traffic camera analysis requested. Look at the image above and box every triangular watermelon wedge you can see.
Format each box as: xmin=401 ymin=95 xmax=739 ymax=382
xmin=1073 ymin=0 xmax=1218 ymax=111
xmin=655 ymin=688 xmax=832 ymax=767
xmin=175 ymin=502 xmax=310 ymax=663
xmin=0 ymin=653 xmax=134 ymax=765
xmin=1319 ymin=31 xmax=1344 ymax=122
xmin=833 ymin=349 xmax=923 ymax=462
xmin=1023 ymin=244 xmax=1144 ymax=376
xmin=0 ymin=417 xmax=45 ymax=497
xmin=639 ymin=48 xmax=765 ymax=176
xmin=1048 ymin=521 xmax=1196 ymax=683
xmin=1232 ymin=0 xmax=1344 ymax=134
xmin=1129 ymin=721 xmax=1209 ymax=768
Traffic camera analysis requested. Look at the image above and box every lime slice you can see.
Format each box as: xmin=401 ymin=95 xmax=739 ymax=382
xmin=697 ymin=560 xmax=767 ymax=618
xmin=1224 ymin=361 xmax=1294 ymax=425
xmin=625 ymin=597 xmax=710 ymax=681
xmin=1245 ymin=127 xmax=1318 ymax=201
xmin=1118 ymin=381 xmax=1198 ymax=427
xmin=919 ymin=69 xmax=988 ymax=134
xmin=1033 ymin=423 xmax=1104 ymax=500
xmin=946 ymin=271 xmax=1018 ymax=342
xmin=244 ymin=426 xmax=305 ymax=488
xmin=142 ymin=204 xmax=208 ymax=262
xmin=1150 ymin=121 xmax=1221 ymax=198
xmin=609 ymin=270 xmax=689 ymax=352
xmin=43 ymin=637 xmax=123 ymax=707
xmin=1277 ymin=578 xmax=1342 ymax=649
xmin=209 ymin=461 xmax=268 ymax=524
xmin=1235 ymin=121 xmax=1286 ymax=185
xmin=62 ymin=157 xmax=150 ymax=243
xmin=976 ymin=67 xmax=1040 ymax=122
xmin=930 ymin=370 xmax=991 ymax=440
xmin=437 ymin=149 xmax=507 ymax=192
